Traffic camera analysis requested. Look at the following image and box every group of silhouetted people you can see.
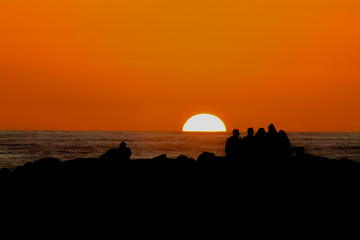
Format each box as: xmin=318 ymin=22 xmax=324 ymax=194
xmin=101 ymin=124 xmax=291 ymax=162
xmin=225 ymin=124 xmax=291 ymax=160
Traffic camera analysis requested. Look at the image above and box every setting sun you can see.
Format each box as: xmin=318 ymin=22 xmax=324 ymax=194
xmin=182 ymin=114 xmax=226 ymax=132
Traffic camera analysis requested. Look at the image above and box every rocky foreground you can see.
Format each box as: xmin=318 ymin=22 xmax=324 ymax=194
xmin=2 ymin=151 xmax=360 ymax=231
xmin=1 ymin=151 xmax=360 ymax=190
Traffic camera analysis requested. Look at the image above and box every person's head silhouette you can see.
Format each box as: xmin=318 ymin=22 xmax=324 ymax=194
xmin=268 ymin=124 xmax=277 ymax=134
xmin=256 ymin=128 xmax=266 ymax=137
xmin=268 ymin=123 xmax=277 ymax=132
xmin=232 ymin=129 xmax=240 ymax=138
xmin=247 ymin=127 xmax=254 ymax=136
xmin=119 ymin=142 xmax=127 ymax=149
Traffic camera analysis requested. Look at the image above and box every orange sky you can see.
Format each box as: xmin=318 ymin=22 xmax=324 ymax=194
xmin=1 ymin=0 xmax=359 ymax=132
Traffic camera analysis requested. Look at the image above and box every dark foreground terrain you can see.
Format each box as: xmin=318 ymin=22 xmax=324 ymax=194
xmin=2 ymin=152 xmax=360 ymax=236
xmin=2 ymin=151 xmax=360 ymax=192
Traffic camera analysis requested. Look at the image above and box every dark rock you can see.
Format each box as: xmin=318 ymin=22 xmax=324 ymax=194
xmin=197 ymin=152 xmax=216 ymax=162
xmin=152 ymin=154 xmax=167 ymax=160
xmin=0 ymin=167 xmax=11 ymax=179
xmin=176 ymin=155 xmax=189 ymax=161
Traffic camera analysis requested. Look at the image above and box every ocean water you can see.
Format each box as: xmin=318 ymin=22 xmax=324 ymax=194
xmin=0 ymin=131 xmax=360 ymax=169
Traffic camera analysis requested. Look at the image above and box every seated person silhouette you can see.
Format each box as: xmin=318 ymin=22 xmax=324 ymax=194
xmin=225 ymin=129 xmax=241 ymax=159
xmin=100 ymin=142 xmax=132 ymax=161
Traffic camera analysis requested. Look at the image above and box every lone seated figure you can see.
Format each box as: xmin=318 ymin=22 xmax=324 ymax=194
xmin=225 ymin=129 xmax=241 ymax=159
xmin=100 ymin=142 xmax=132 ymax=161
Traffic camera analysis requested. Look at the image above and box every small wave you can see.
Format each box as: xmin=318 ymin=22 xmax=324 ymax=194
xmin=333 ymin=146 xmax=360 ymax=150
xmin=59 ymin=150 xmax=72 ymax=154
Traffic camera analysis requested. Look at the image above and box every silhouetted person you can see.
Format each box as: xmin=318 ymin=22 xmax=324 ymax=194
xmin=265 ymin=124 xmax=280 ymax=158
xmin=266 ymin=123 xmax=278 ymax=137
xmin=119 ymin=142 xmax=132 ymax=159
xmin=243 ymin=127 xmax=254 ymax=140
xmin=242 ymin=127 xmax=255 ymax=158
xmin=278 ymin=130 xmax=291 ymax=159
xmin=254 ymin=128 xmax=266 ymax=139
xmin=100 ymin=142 xmax=132 ymax=161
xmin=254 ymin=128 xmax=266 ymax=159
xmin=225 ymin=129 xmax=241 ymax=159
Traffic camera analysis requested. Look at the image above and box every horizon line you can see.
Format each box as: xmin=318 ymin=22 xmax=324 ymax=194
xmin=1 ymin=129 xmax=359 ymax=133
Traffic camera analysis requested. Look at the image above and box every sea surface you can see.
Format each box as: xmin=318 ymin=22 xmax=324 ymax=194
xmin=1 ymin=131 xmax=360 ymax=169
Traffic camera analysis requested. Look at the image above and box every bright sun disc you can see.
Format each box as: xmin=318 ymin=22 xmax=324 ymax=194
xmin=182 ymin=114 xmax=226 ymax=132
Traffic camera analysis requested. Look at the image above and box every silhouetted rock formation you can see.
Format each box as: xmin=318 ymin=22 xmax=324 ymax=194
xmin=2 ymin=150 xmax=359 ymax=187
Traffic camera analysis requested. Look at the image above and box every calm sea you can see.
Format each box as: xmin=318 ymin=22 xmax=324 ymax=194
xmin=1 ymin=131 xmax=360 ymax=169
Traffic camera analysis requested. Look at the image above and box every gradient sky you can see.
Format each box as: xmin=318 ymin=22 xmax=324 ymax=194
xmin=1 ymin=0 xmax=359 ymax=131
